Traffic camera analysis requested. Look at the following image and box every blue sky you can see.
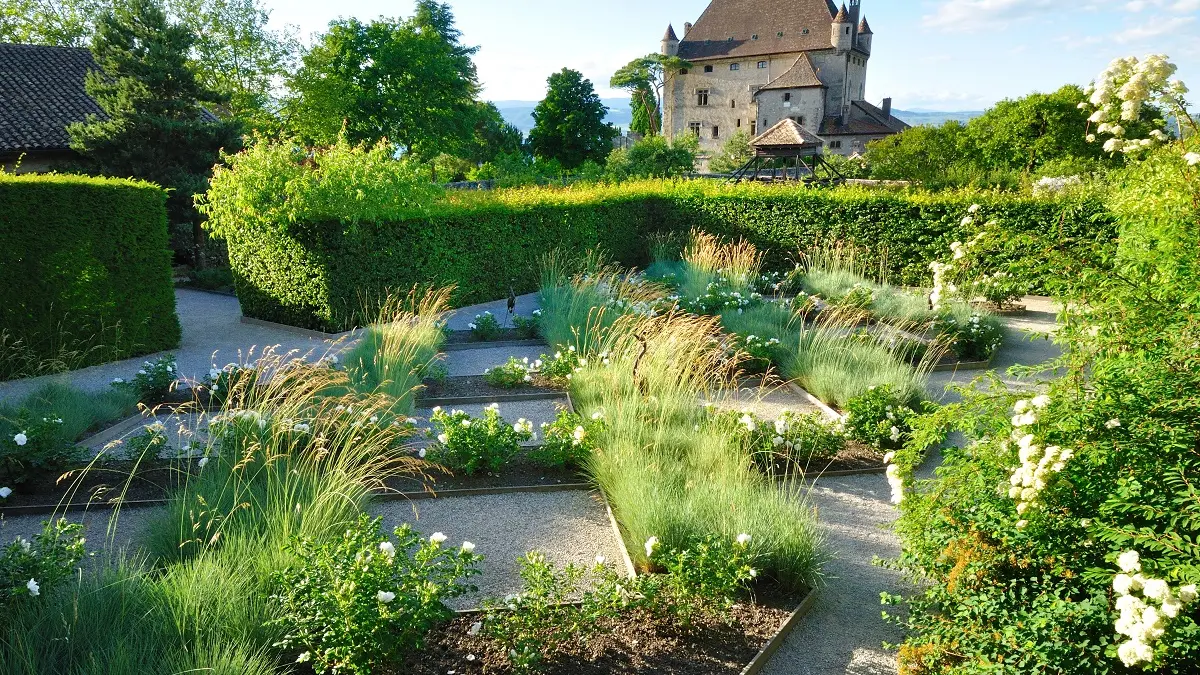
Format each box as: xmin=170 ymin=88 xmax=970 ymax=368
xmin=264 ymin=0 xmax=1199 ymax=111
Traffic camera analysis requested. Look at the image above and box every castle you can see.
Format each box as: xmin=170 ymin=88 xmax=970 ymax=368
xmin=660 ymin=0 xmax=908 ymax=170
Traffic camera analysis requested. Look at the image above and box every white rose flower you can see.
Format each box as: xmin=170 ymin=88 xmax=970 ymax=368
xmin=461 ymin=541 xmax=476 ymax=553
xmin=1105 ymin=418 xmax=1121 ymax=429
xmin=736 ymin=533 xmax=752 ymax=546
xmin=1185 ymin=152 xmax=1200 ymax=166
xmin=376 ymin=590 xmax=396 ymax=603
xmin=644 ymin=536 xmax=660 ymax=557
xmin=13 ymin=432 xmax=28 ymax=447
xmin=0 ymin=487 xmax=10 ymax=498
xmin=26 ymin=579 xmax=39 ymax=596
xmin=1030 ymin=395 xmax=1051 ymax=409
xmin=430 ymin=532 xmax=447 ymax=545
xmin=379 ymin=541 xmax=396 ymax=559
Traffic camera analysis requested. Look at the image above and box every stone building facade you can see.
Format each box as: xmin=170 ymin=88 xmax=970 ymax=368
xmin=660 ymin=0 xmax=908 ymax=170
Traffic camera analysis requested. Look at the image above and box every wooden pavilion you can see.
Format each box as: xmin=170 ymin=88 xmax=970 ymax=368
xmin=726 ymin=118 xmax=844 ymax=185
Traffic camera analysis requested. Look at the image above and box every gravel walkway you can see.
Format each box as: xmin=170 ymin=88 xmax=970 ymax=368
xmin=0 ymin=289 xmax=349 ymax=404
xmin=707 ymin=381 xmax=826 ymax=420
xmin=0 ymin=505 xmax=162 ymax=559
xmin=443 ymin=293 xmax=541 ymax=331
xmin=372 ymin=490 xmax=625 ymax=610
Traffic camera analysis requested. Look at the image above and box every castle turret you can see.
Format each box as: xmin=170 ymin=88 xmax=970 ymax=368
xmin=661 ymin=24 xmax=679 ymax=56
xmin=831 ymin=4 xmax=853 ymax=51
xmin=857 ymin=16 xmax=873 ymax=53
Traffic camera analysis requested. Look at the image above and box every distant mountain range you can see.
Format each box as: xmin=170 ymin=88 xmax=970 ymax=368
xmin=492 ymin=99 xmax=984 ymax=135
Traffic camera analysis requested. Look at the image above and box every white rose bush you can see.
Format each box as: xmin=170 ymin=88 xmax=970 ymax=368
xmin=885 ymin=56 xmax=1200 ymax=674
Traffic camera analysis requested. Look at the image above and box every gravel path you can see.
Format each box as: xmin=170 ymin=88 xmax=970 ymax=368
xmin=707 ymin=381 xmax=826 ymax=420
xmin=443 ymin=293 xmax=541 ymax=331
xmin=0 ymin=289 xmax=349 ymax=404
xmin=372 ymin=490 xmax=625 ymax=610
xmin=0 ymin=505 xmax=162 ymax=560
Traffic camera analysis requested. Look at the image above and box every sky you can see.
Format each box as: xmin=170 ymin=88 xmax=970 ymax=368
xmin=263 ymin=0 xmax=1200 ymax=111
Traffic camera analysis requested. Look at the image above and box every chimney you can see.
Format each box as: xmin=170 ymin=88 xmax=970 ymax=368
xmin=882 ymin=97 xmax=892 ymax=117
xmin=683 ymin=22 xmax=692 ymax=35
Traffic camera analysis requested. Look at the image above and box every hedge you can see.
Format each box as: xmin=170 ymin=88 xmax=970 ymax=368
xmin=0 ymin=173 xmax=180 ymax=380
xmin=220 ymin=180 xmax=1115 ymax=332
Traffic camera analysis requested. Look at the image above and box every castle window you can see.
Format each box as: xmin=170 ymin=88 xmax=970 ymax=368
xmin=730 ymin=63 xmax=740 ymax=71
xmin=696 ymin=89 xmax=709 ymax=106
xmin=751 ymin=120 xmax=757 ymax=134
xmin=845 ymin=27 xmax=850 ymax=35
xmin=828 ymin=140 xmax=843 ymax=149
xmin=680 ymin=68 xmax=689 ymax=75
xmin=730 ymin=99 xmax=736 ymax=108
xmin=712 ymin=125 xmax=720 ymax=139
xmin=802 ymin=28 xmax=810 ymax=34
xmin=751 ymin=34 xmax=758 ymax=40
xmin=783 ymin=92 xmax=791 ymax=102
xmin=737 ymin=118 xmax=742 ymax=127
xmin=793 ymin=115 xmax=805 ymax=125
xmin=688 ymin=122 xmax=701 ymax=137
xmin=704 ymin=65 xmax=713 ymax=73
xmin=757 ymin=61 xmax=767 ymax=69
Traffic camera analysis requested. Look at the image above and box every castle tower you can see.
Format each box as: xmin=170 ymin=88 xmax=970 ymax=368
xmin=661 ymin=24 xmax=679 ymax=57
xmin=857 ymin=17 xmax=873 ymax=53
xmin=831 ymin=4 xmax=853 ymax=51
xmin=849 ymin=0 xmax=861 ymax=38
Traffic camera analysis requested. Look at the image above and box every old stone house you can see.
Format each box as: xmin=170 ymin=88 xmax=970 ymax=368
xmin=660 ymin=0 xmax=908 ymax=170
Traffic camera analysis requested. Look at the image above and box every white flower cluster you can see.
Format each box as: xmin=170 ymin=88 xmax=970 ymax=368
xmin=1185 ymin=152 xmax=1200 ymax=167
xmin=1005 ymin=395 xmax=1070 ymax=528
xmin=1111 ymin=550 xmax=1198 ymax=668
xmin=1032 ymin=175 xmax=1083 ymax=195
xmin=929 ymin=261 xmax=954 ymax=310
xmin=1084 ymin=54 xmax=1185 ymax=155
xmin=883 ymin=451 xmax=903 ymax=505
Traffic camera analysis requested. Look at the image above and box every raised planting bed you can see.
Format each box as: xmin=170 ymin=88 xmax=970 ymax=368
xmin=418 ymin=375 xmax=562 ymax=406
xmin=0 ymin=457 xmax=192 ymax=514
xmin=442 ymin=329 xmax=544 ymax=351
xmin=403 ymin=588 xmax=810 ymax=675
xmin=970 ymin=300 xmax=1028 ymax=316
xmin=754 ymin=439 xmax=886 ymax=477
xmin=385 ymin=451 xmax=587 ymax=495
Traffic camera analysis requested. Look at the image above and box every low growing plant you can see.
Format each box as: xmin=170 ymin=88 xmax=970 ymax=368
xmin=512 ymin=309 xmax=542 ymax=339
xmin=538 ymin=344 xmax=585 ymax=382
xmin=427 ymin=405 xmax=534 ymax=475
xmin=934 ymin=309 xmax=1005 ymax=362
xmin=0 ymin=519 xmax=85 ymax=610
xmin=843 ymin=385 xmax=920 ymax=452
xmin=269 ymin=514 xmax=481 ymax=675
xmin=483 ymin=357 xmax=536 ymax=389
xmin=468 ymin=311 xmax=503 ymax=341
xmin=113 ymin=354 xmax=178 ymax=402
xmin=530 ymin=409 xmax=604 ymax=468
xmin=0 ymin=414 xmax=74 ymax=483
xmin=729 ymin=409 xmax=845 ymax=471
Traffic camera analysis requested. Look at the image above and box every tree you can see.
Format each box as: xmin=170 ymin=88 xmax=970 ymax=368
xmin=167 ymin=0 xmax=299 ymax=128
xmin=528 ymin=68 xmax=615 ymax=169
xmin=462 ymin=101 xmax=523 ymax=165
xmin=284 ymin=1 xmax=479 ymax=158
xmin=0 ymin=0 xmax=108 ymax=46
xmin=963 ymin=85 xmax=1106 ymax=173
xmin=628 ymin=83 xmax=659 ymax=137
xmin=865 ymin=121 xmax=971 ymax=186
xmin=610 ymin=53 xmax=688 ymax=136
xmin=68 ymin=0 xmax=241 ymax=264
xmin=708 ymin=130 xmax=753 ymax=173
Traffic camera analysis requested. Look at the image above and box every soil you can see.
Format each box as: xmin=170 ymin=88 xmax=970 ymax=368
xmin=400 ymin=588 xmax=803 ymax=675
xmin=385 ymin=452 xmax=587 ymax=494
xmin=419 ymin=375 xmax=561 ymax=402
xmin=444 ymin=329 xmax=540 ymax=346
xmin=0 ymin=459 xmax=193 ymax=510
xmin=759 ymin=439 xmax=885 ymax=476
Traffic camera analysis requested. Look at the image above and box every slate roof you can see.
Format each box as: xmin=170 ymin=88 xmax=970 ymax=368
xmin=756 ymin=53 xmax=825 ymax=91
xmin=859 ymin=17 xmax=873 ymax=34
xmin=0 ymin=44 xmax=105 ymax=153
xmin=751 ymin=118 xmax=824 ymax=148
xmin=663 ymin=24 xmax=679 ymax=42
xmin=676 ymin=0 xmax=841 ymax=62
xmin=833 ymin=4 xmax=850 ymax=22
xmin=819 ymin=100 xmax=910 ymax=136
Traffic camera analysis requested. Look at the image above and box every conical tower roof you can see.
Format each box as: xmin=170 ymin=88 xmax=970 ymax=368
xmin=833 ymin=4 xmax=850 ymax=22
xmin=663 ymin=24 xmax=679 ymax=42
xmin=858 ymin=17 xmax=873 ymax=34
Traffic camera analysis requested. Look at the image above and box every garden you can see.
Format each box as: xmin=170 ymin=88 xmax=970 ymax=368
xmin=0 ymin=52 xmax=1197 ymax=675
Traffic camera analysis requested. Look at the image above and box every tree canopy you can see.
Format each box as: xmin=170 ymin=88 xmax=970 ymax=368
xmin=284 ymin=1 xmax=479 ymax=158
xmin=528 ymin=68 xmax=615 ymax=169
xmin=609 ymin=53 xmax=687 ymax=137
xmin=0 ymin=0 xmax=107 ymax=46
xmin=68 ymin=0 xmax=241 ymax=233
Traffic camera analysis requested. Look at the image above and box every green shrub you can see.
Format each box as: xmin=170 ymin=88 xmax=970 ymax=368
xmin=483 ymin=357 xmax=534 ymax=389
xmin=843 ymin=385 xmax=920 ymax=452
xmin=512 ymin=311 xmax=541 ymax=339
xmin=729 ymin=410 xmax=845 ymax=470
xmin=0 ymin=519 xmax=85 ymax=610
xmin=0 ymin=414 xmax=78 ymax=483
xmin=934 ymin=308 xmax=1005 ymax=362
xmin=208 ymin=175 xmax=1110 ymax=331
xmin=530 ymin=409 xmax=603 ymax=468
xmin=112 ymin=354 xmax=178 ymax=402
xmin=269 ymin=514 xmax=481 ymax=675
xmin=427 ymin=405 xmax=533 ymax=475
xmin=468 ymin=311 xmax=503 ymax=341
xmin=0 ymin=172 xmax=179 ymax=380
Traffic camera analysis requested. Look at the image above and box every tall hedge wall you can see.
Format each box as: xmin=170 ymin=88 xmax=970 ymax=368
xmin=0 ymin=173 xmax=180 ymax=379
xmin=223 ymin=181 xmax=1115 ymax=332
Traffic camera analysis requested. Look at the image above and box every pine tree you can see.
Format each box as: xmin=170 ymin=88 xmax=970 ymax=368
xmin=68 ymin=0 xmax=241 ymax=263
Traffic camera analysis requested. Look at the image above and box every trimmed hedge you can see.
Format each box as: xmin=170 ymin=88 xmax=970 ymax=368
xmin=220 ymin=180 xmax=1115 ymax=331
xmin=0 ymin=173 xmax=180 ymax=379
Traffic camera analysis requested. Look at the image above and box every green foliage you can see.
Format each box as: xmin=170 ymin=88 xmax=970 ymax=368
xmin=708 ymin=130 xmax=753 ymax=174
xmin=0 ymin=172 xmax=180 ymax=380
xmin=644 ymin=532 xmax=760 ymax=624
xmin=427 ymin=405 xmax=533 ymax=475
xmin=113 ymin=354 xmax=178 ymax=402
xmin=512 ymin=311 xmax=541 ymax=339
xmin=605 ymin=134 xmax=696 ymax=180
xmin=0 ymin=382 xmax=138 ymax=455
xmin=934 ymin=308 xmax=1005 ymax=362
xmin=269 ymin=514 xmax=480 ymax=675
xmin=627 ymin=84 xmax=659 ymax=136
xmin=0 ymin=414 xmax=77 ymax=484
xmin=0 ymin=519 xmax=85 ymax=608
xmin=530 ymin=408 xmax=603 ymax=468
xmin=528 ymin=68 xmax=616 ymax=169
xmin=69 ymin=0 xmax=242 ymax=228
xmin=170 ymin=0 xmax=299 ymax=127
xmin=283 ymin=2 xmax=479 ymax=157
xmin=728 ymin=409 xmax=845 ymax=470
xmin=537 ymin=344 xmax=583 ymax=383
xmin=609 ymin=53 xmax=687 ymax=137
xmin=483 ymin=357 xmax=534 ymax=389
xmin=843 ymin=385 xmax=920 ymax=452
xmin=0 ymin=0 xmax=105 ymax=46
xmin=467 ymin=310 xmax=502 ymax=340
xmin=889 ymin=139 xmax=1200 ymax=673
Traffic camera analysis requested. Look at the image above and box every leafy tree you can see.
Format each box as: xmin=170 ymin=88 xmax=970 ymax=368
xmin=963 ymin=85 xmax=1105 ymax=173
xmin=168 ymin=0 xmax=299 ymax=128
xmin=68 ymin=0 xmax=241 ymax=263
xmin=865 ymin=121 xmax=971 ymax=186
xmin=528 ymin=68 xmax=615 ymax=169
xmin=284 ymin=1 xmax=479 ymax=158
xmin=605 ymin=134 xmax=696 ymax=180
xmin=708 ymin=130 xmax=753 ymax=173
xmin=610 ymin=53 xmax=688 ymax=136
xmin=463 ymin=101 xmax=523 ymax=164
xmin=0 ymin=0 xmax=108 ymax=46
